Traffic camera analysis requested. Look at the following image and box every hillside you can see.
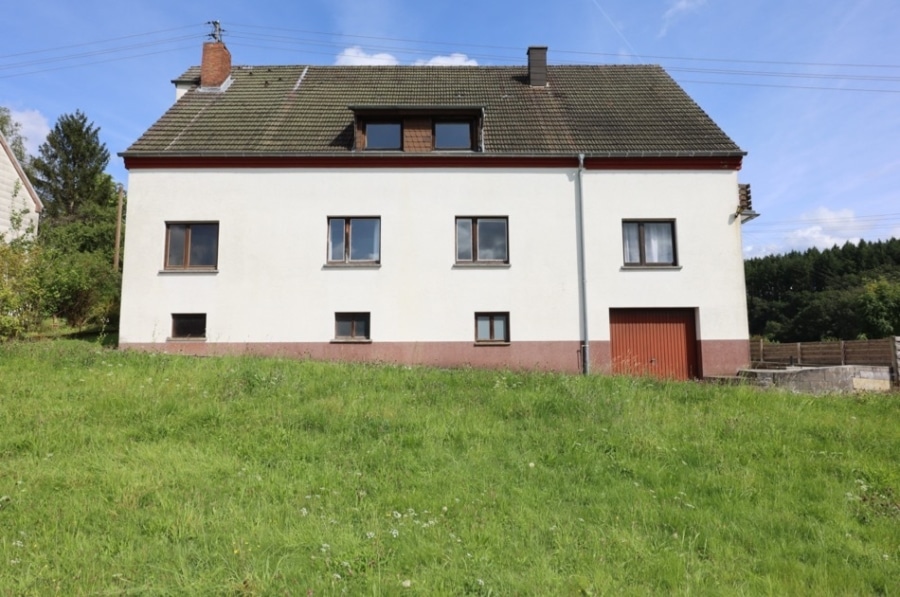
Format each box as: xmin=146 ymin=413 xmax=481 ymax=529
xmin=745 ymin=237 xmax=900 ymax=341
xmin=2 ymin=340 xmax=898 ymax=594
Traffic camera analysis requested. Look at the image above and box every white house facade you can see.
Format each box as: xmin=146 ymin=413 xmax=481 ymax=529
xmin=0 ymin=133 xmax=41 ymax=240
xmin=119 ymin=42 xmax=755 ymax=378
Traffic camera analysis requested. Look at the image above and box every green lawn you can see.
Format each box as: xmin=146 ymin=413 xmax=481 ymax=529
xmin=1 ymin=340 xmax=898 ymax=595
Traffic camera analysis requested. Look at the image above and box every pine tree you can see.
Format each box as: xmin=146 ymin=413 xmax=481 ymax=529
xmin=30 ymin=110 xmax=112 ymax=223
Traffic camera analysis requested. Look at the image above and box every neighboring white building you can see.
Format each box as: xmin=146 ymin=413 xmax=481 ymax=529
xmin=0 ymin=133 xmax=41 ymax=240
xmin=119 ymin=42 xmax=757 ymax=379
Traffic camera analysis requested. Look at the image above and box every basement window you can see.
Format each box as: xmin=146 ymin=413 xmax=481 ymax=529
xmin=171 ymin=313 xmax=206 ymax=339
xmin=475 ymin=312 xmax=509 ymax=343
xmin=334 ymin=312 xmax=371 ymax=341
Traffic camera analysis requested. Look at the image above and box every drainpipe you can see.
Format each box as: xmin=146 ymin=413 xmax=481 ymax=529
xmin=575 ymin=153 xmax=590 ymax=374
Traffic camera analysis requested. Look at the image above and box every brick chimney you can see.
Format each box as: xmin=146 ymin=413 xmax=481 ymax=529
xmin=200 ymin=41 xmax=231 ymax=88
xmin=527 ymin=46 xmax=548 ymax=87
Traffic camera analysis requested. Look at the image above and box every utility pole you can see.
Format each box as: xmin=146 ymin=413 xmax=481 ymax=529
xmin=113 ymin=184 xmax=124 ymax=271
xmin=208 ymin=20 xmax=224 ymax=42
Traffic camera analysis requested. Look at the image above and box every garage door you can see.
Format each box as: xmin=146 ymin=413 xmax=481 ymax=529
xmin=609 ymin=309 xmax=700 ymax=380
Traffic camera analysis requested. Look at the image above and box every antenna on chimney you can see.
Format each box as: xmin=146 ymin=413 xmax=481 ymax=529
xmin=207 ymin=20 xmax=224 ymax=43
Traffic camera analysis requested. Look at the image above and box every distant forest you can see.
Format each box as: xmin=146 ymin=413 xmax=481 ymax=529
xmin=744 ymin=237 xmax=900 ymax=342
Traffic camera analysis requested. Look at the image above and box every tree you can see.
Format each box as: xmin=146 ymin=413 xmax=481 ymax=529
xmin=857 ymin=278 xmax=900 ymax=338
xmin=25 ymin=110 xmax=123 ymax=328
xmin=0 ymin=106 xmax=27 ymax=162
xmin=30 ymin=110 xmax=111 ymax=222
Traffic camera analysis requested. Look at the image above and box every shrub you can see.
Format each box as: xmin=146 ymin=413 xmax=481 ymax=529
xmin=38 ymin=249 xmax=120 ymax=328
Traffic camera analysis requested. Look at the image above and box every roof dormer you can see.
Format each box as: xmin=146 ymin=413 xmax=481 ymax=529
xmin=349 ymin=106 xmax=484 ymax=153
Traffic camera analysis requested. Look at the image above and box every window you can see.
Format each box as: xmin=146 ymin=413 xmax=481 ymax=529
xmin=456 ymin=217 xmax=508 ymax=263
xmin=335 ymin=312 xmax=370 ymax=341
xmin=165 ymin=222 xmax=218 ymax=269
xmin=365 ymin=122 xmax=402 ymax=150
xmin=171 ymin=313 xmax=206 ymax=339
xmin=622 ymin=220 xmax=677 ymax=266
xmin=475 ymin=312 xmax=509 ymax=343
xmin=328 ymin=217 xmax=381 ymax=263
xmin=434 ymin=122 xmax=473 ymax=150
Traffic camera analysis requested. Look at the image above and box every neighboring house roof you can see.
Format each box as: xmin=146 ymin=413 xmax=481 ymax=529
xmin=0 ymin=132 xmax=42 ymax=216
xmin=125 ymin=64 xmax=744 ymax=158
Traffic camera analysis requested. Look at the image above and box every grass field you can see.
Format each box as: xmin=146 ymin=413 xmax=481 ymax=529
xmin=1 ymin=340 xmax=898 ymax=595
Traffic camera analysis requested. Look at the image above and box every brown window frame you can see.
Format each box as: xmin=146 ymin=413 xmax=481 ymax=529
xmin=622 ymin=220 xmax=678 ymax=267
xmin=164 ymin=222 xmax=219 ymax=270
xmin=334 ymin=312 xmax=371 ymax=341
xmin=456 ymin=217 xmax=509 ymax=264
xmin=171 ymin=313 xmax=207 ymax=339
xmin=327 ymin=217 xmax=381 ymax=264
xmin=364 ymin=122 xmax=403 ymax=151
xmin=475 ymin=312 xmax=510 ymax=343
xmin=433 ymin=120 xmax=475 ymax=150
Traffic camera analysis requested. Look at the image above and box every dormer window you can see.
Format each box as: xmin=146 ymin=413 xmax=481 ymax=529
xmin=351 ymin=106 xmax=483 ymax=153
xmin=434 ymin=122 xmax=474 ymax=150
xmin=365 ymin=122 xmax=402 ymax=150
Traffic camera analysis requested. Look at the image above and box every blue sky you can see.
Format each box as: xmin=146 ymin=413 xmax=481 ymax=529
xmin=3 ymin=0 xmax=898 ymax=257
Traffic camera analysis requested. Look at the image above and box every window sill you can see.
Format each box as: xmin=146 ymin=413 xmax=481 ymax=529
xmin=620 ymin=265 xmax=682 ymax=271
xmin=474 ymin=341 xmax=511 ymax=347
xmin=166 ymin=337 xmax=207 ymax=342
xmin=323 ymin=263 xmax=381 ymax=270
xmin=453 ymin=263 xmax=511 ymax=269
xmin=330 ymin=339 xmax=373 ymax=344
xmin=158 ymin=269 xmax=219 ymax=275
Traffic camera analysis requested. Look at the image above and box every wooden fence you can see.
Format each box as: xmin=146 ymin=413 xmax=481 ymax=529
xmin=750 ymin=337 xmax=899 ymax=373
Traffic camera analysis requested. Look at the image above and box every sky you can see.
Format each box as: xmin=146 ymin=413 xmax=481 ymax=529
xmin=3 ymin=0 xmax=899 ymax=258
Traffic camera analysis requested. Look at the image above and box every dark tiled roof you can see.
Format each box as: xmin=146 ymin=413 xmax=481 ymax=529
xmin=126 ymin=64 xmax=743 ymax=157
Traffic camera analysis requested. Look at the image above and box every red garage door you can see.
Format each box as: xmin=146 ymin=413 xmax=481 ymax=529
xmin=610 ymin=309 xmax=700 ymax=380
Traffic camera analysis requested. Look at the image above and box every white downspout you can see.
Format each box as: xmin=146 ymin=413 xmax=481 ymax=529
xmin=575 ymin=153 xmax=590 ymax=374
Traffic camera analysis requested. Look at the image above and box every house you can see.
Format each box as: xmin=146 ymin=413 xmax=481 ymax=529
xmin=0 ymin=133 xmax=41 ymax=240
xmin=119 ymin=40 xmax=757 ymax=379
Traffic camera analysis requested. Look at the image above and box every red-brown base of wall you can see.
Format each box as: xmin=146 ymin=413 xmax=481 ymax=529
xmin=120 ymin=339 xmax=750 ymax=377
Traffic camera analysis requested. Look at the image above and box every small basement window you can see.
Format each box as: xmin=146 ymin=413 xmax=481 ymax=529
xmin=171 ymin=313 xmax=206 ymax=339
xmin=475 ymin=312 xmax=509 ymax=343
xmin=335 ymin=312 xmax=371 ymax=341
xmin=365 ymin=123 xmax=402 ymax=150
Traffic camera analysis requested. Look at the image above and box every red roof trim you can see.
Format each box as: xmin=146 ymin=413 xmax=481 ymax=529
xmin=123 ymin=155 xmax=742 ymax=171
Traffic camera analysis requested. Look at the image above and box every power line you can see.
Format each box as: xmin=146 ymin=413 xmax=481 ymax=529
xmin=0 ymin=34 xmax=203 ymax=71
xmin=0 ymin=44 xmax=199 ymax=80
xmin=0 ymin=24 xmax=204 ymax=60
xmin=227 ymin=23 xmax=900 ymax=70
xmin=750 ymin=213 xmax=900 ymax=226
xmin=4 ymin=22 xmax=899 ymax=95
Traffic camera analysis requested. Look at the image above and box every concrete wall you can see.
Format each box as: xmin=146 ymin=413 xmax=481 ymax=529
xmin=119 ymin=166 xmax=750 ymax=373
xmin=740 ymin=365 xmax=892 ymax=394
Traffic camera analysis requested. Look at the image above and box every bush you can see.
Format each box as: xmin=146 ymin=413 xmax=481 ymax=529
xmin=0 ymin=241 xmax=44 ymax=339
xmin=38 ymin=249 xmax=120 ymax=328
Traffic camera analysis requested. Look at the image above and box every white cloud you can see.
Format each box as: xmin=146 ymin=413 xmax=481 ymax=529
xmin=10 ymin=108 xmax=50 ymax=156
xmin=413 ymin=53 xmax=478 ymax=66
xmin=783 ymin=225 xmax=860 ymax=253
xmin=335 ymin=47 xmax=400 ymax=66
xmin=335 ymin=47 xmax=478 ymax=67
xmin=660 ymin=0 xmax=707 ymax=36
